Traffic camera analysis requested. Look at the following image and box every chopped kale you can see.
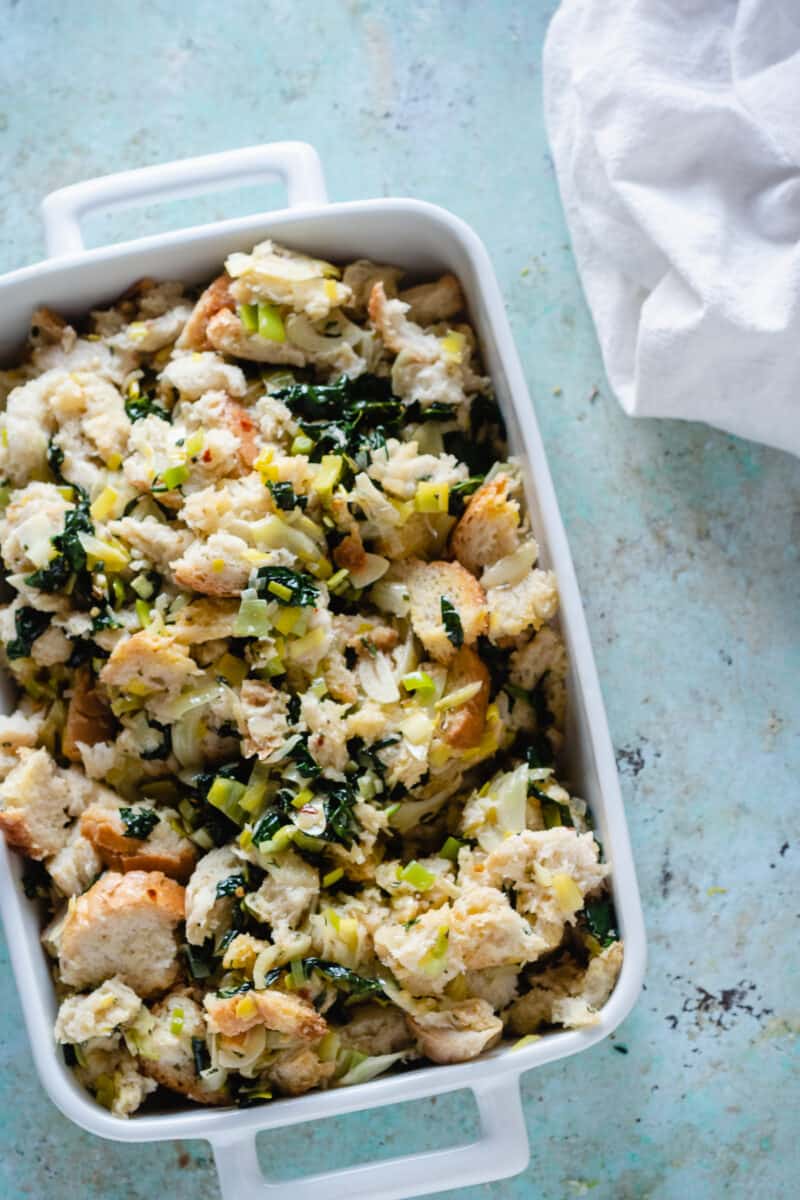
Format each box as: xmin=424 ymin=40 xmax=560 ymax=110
xmin=443 ymin=393 xmax=506 ymax=475
xmin=125 ymin=390 xmax=171 ymax=423
xmin=140 ymin=719 xmax=172 ymax=762
xmin=191 ymin=1036 xmax=211 ymax=1076
xmin=215 ymin=872 xmax=246 ymax=899
xmin=348 ymin=734 xmax=400 ymax=780
xmin=448 ymin=476 xmax=485 ymax=517
xmin=584 ymin=897 xmax=619 ymax=947
xmin=286 ymin=693 xmax=301 ymax=725
xmin=66 ymin=637 xmax=108 ymax=669
xmin=6 ymin=607 xmax=52 ymax=659
xmin=260 ymin=958 xmax=386 ymax=997
xmin=418 ymin=401 xmax=458 ymax=422
xmin=523 ymin=735 xmax=555 ymax=770
xmin=275 ymin=374 xmax=404 ymax=461
xmin=183 ymin=941 xmax=215 ymax=981
xmin=268 ymin=480 xmax=306 ymax=511
xmin=216 ymin=980 xmax=254 ymax=999
xmin=25 ymin=489 xmax=95 ymax=607
xmin=47 ymin=437 xmax=66 ymax=483
xmin=22 ymin=859 xmax=51 ymax=900
xmin=252 ymin=805 xmax=290 ymax=846
xmin=440 ymin=597 xmax=464 ymax=649
xmin=317 ymin=779 xmax=359 ymax=846
xmin=91 ymin=604 xmax=119 ymax=633
xmin=288 ymin=733 xmax=322 ymax=779
xmin=540 ymin=797 xmax=573 ymax=829
xmin=118 ymin=806 xmax=160 ymax=840
xmin=255 ymin=565 xmax=319 ymax=607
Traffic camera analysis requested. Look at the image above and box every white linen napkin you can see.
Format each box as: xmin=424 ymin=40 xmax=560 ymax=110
xmin=543 ymin=0 xmax=800 ymax=456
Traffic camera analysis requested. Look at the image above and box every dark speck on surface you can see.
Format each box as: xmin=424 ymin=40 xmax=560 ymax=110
xmin=616 ymin=745 xmax=645 ymax=776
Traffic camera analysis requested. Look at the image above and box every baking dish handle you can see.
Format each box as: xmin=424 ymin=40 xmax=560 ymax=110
xmin=40 ymin=142 xmax=328 ymax=257
xmin=211 ymin=1076 xmax=529 ymax=1200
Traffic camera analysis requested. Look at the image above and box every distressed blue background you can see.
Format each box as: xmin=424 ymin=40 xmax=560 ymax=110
xmin=1 ymin=1 xmax=798 ymax=1197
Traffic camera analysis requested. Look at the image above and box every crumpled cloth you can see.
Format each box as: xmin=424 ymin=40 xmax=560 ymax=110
xmin=543 ymin=0 xmax=800 ymax=455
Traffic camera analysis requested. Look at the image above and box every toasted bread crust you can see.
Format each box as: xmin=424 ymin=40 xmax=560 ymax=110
xmin=62 ymin=667 xmax=116 ymax=764
xmin=177 ymin=274 xmax=235 ymax=351
xmin=406 ymin=559 xmax=488 ymax=663
xmin=449 ymin=474 xmax=520 ymax=576
xmin=205 ymin=988 xmax=328 ymax=1041
xmin=440 ymin=646 xmax=490 ymax=749
xmin=80 ymin=807 xmax=196 ymax=883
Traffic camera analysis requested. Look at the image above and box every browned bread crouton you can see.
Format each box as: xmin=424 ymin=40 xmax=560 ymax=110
xmin=0 ymin=747 xmax=93 ymax=859
xmin=80 ymin=805 xmax=196 ymax=882
xmin=449 ymin=474 xmax=520 ymax=576
xmin=62 ymin=667 xmax=116 ymax=764
xmin=439 ymin=646 xmax=490 ymax=749
xmin=177 ymin=274 xmax=235 ymax=351
xmin=59 ymin=870 xmax=185 ymax=998
xmin=204 ymin=987 xmax=328 ymax=1041
xmin=140 ymin=991 xmax=228 ymax=1105
xmin=405 ymin=559 xmax=487 ymax=664
xmin=398 ymin=273 xmax=464 ymax=326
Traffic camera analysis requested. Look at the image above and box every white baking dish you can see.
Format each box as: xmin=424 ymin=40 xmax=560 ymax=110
xmin=0 ymin=142 xmax=646 ymax=1200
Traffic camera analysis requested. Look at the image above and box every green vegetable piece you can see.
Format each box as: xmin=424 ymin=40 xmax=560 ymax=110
xmin=440 ymin=597 xmax=464 ymax=648
xmin=159 ymin=464 xmax=190 ymax=491
xmin=584 ymin=897 xmax=619 ymax=947
xmin=215 ymin=872 xmax=246 ymax=899
xmin=238 ymin=303 xmax=259 ymax=333
xmin=125 ymin=391 xmax=171 ymax=423
xmin=401 ymin=670 xmax=436 ymax=702
xmin=268 ymin=480 xmax=303 ymax=511
xmin=118 ymin=807 xmax=160 ymax=840
xmin=399 ymin=861 xmax=436 ymax=891
xmin=207 ymin=776 xmax=248 ymax=825
xmin=257 ymin=302 xmax=286 ymax=342
xmin=439 ymin=836 xmax=464 ymax=863
xmin=255 ymin=565 xmax=319 ymax=607
xmin=6 ymin=607 xmax=52 ymax=660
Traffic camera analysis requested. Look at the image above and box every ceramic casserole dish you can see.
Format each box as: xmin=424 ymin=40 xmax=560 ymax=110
xmin=0 ymin=142 xmax=646 ymax=1200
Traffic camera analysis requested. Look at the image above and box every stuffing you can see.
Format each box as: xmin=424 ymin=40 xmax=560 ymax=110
xmin=0 ymin=240 xmax=620 ymax=1115
xmin=509 ymin=626 xmax=568 ymax=729
xmin=100 ymin=629 xmax=201 ymax=698
xmin=338 ymin=1003 xmax=414 ymax=1057
xmin=449 ymin=886 xmax=546 ymax=970
xmin=170 ymin=598 xmax=239 ymax=644
xmin=170 ymin=531 xmax=253 ymax=596
xmin=450 ymin=474 xmax=521 ymax=576
xmin=473 ymin=828 xmax=609 ymax=949
xmin=0 ymin=481 xmax=72 ymax=574
xmin=244 ymin=848 xmax=319 ymax=934
xmin=62 ymin=666 xmax=116 ymax=763
xmin=300 ymin=693 xmax=349 ymax=773
xmin=109 ymin=304 xmax=192 ymax=354
xmin=80 ymin=803 xmax=196 ymax=882
xmin=405 ymin=559 xmax=488 ymax=664
xmin=59 ymin=870 xmax=185 ymax=997
xmin=177 ymin=274 xmax=237 ymax=351
xmin=48 ymin=828 xmax=103 ymax=897
xmin=161 ymin=350 xmax=247 ymax=399
xmin=108 ymin=517 xmax=193 ymax=576
xmin=0 ymin=747 xmax=95 ymax=859
xmin=398 ymin=273 xmax=464 ymax=326
xmin=465 ymin=965 xmax=520 ymax=1011
xmin=204 ymin=988 xmax=328 ymax=1041
xmin=226 ymin=239 xmax=351 ymax=319
xmin=485 ymin=567 xmax=559 ymax=644
xmin=184 ymin=846 xmax=240 ymax=946
xmin=343 ymin=259 xmax=404 ymax=316
xmin=367 ymin=438 xmax=468 ymax=501
xmin=368 ymin=282 xmax=488 ymax=411
xmin=505 ymin=942 xmax=623 ymax=1033
xmin=75 ymin=1043 xmax=158 ymax=1116
xmin=406 ymin=998 xmax=503 ymax=1064
xmin=374 ymin=907 xmax=463 ymax=996
xmin=206 ymin=308 xmax=307 ymax=366
xmin=0 ymin=708 xmax=44 ymax=779
xmin=439 ymin=645 xmax=490 ymax=749
xmin=55 ymin=977 xmax=142 ymax=1044
xmin=267 ymin=1046 xmax=336 ymax=1097
xmin=236 ymin=679 xmax=290 ymax=759
xmin=139 ymin=991 xmax=228 ymax=1104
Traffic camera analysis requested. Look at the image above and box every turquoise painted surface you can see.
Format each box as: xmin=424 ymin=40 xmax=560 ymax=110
xmin=1 ymin=1 xmax=798 ymax=1197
